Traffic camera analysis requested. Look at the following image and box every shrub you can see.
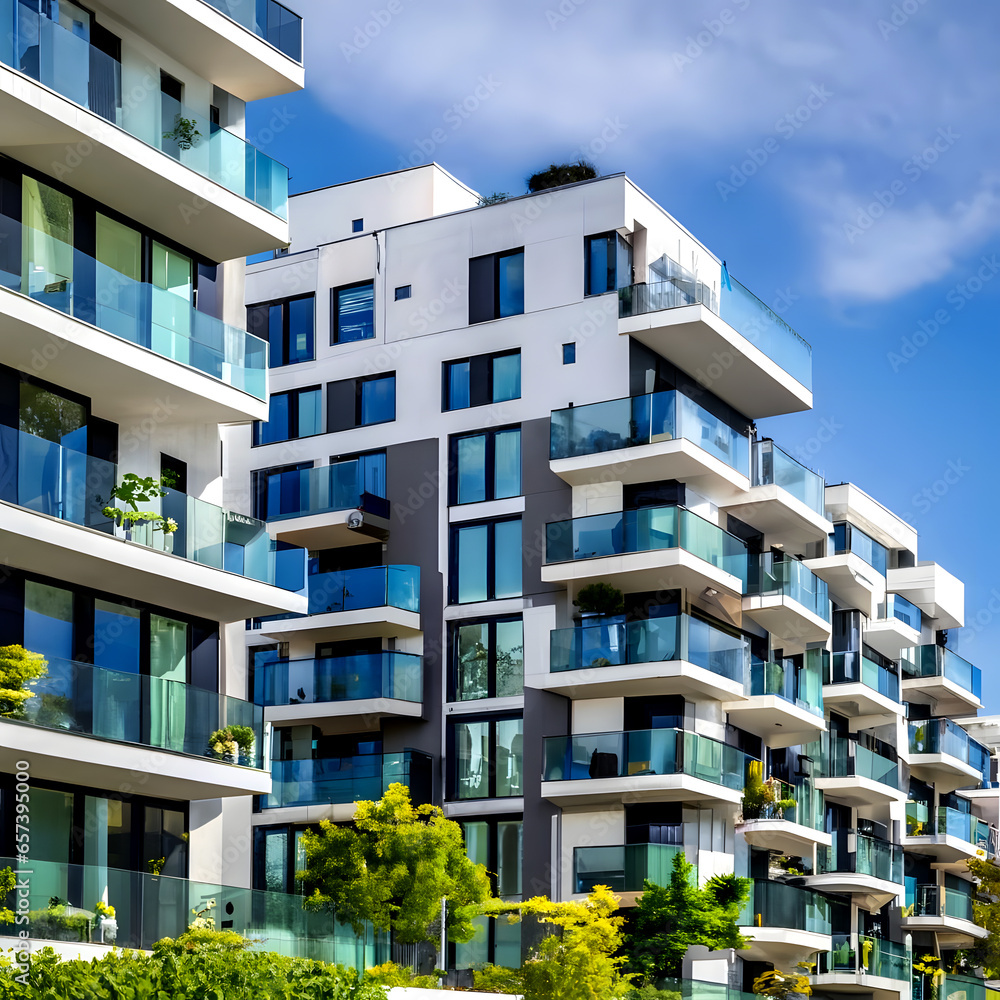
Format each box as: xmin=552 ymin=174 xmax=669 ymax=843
xmin=527 ymin=161 xmax=598 ymax=192
xmin=472 ymin=963 xmax=526 ymax=994
xmin=573 ymin=582 xmax=625 ymax=616
xmin=363 ymin=960 xmax=439 ymax=989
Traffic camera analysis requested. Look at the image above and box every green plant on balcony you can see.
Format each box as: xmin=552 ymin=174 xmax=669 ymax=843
xmin=147 ymin=857 xmax=166 ymax=876
xmin=741 ymin=761 xmax=796 ymax=821
xmin=913 ymin=954 xmax=943 ymax=1000
xmin=208 ymin=725 xmax=255 ymax=764
xmin=752 ymin=969 xmax=812 ymax=997
xmin=574 ymin=582 xmax=625 ymax=617
xmin=0 ymin=645 xmax=48 ymax=719
xmin=99 ymin=472 xmax=179 ymax=537
xmin=163 ymin=114 xmax=202 ymax=150
xmin=29 ymin=900 xmax=92 ymax=942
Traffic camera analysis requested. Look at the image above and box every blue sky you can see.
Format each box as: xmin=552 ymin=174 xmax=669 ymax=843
xmin=249 ymin=0 xmax=1000 ymax=708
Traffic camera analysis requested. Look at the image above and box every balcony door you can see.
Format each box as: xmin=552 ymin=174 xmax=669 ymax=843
xmin=95 ymin=213 xmax=143 ymax=343
xmin=22 ymin=176 xmax=74 ymax=312
xmin=151 ymin=240 xmax=193 ymax=366
xmin=148 ymin=614 xmax=189 ymax=753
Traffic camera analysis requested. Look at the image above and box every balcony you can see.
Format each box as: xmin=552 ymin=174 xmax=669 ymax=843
xmin=253 ymin=652 xmax=423 ymax=725
xmin=260 ymin=750 xmax=433 ymax=822
xmin=617 ymin=270 xmax=812 ymax=419
xmin=0 ymin=0 xmax=289 ymax=259
xmin=723 ymin=440 xmax=830 ymax=550
xmin=95 ymin=0 xmax=304 ymax=102
xmin=0 ymin=857 xmax=380 ymax=967
xmin=902 ymin=645 xmax=983 ymax=715
xmin=807 ymin=832 xmax=903 ymax=912
xmin=908 ymin=719 xmax=989 ymax=792
xmin=542 ymin=505 xmax=747 ymax=599
xmin=739 ymin=879 xmax=836 ymax=966
xmin=743 ymin=554 xmax=831 ymax=648
xmin=905 ymin=804 xmax=996 ymax=870
xmin=814 ymin=934 xmax=910 ymax=992
xmin=541 ymin=613 xmax=748 ymax=701
xmin=541 ymin=728 xmax=753 ymax=807
xmin=887 ymin=561 xmax=964 ymax=630
xmin=903 ymin=883 xmax=986 ymax=948
xmin=573 ymin=843 xmax=686 ymax=901
xmin=822 ymin=650 xmax=902 ymax=719
xmin=865 ymin=594 xmax=922 ymax=660
xmin=263 ymin=463 xmax=391 ymax=550
xmin=737 ymin=777 xmax=831 ymax=856
xmin=548 ymin=389 xmax=749 ymax=496
xmin=816 ymin=737 xmax=905 ymax=806
xmin=0 ymin=220 xmax=269 ymax=423
xmin=0 ymin=428 xmax=306 ymax=621
xmin=255 ymin=565 xmax=421 ymax=643
xmin=0 ymin=657 xmax=267 ymax=799
xmin=725 ymin=655 xmax=826 ymax=749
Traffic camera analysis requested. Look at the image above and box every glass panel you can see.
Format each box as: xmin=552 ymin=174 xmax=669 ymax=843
xmin=456 ymin=623 xmax=489 ymax=701
xmin=497 ymin=252 xmax=524 ymax=317
xmin=24 ymin=580 xmax=74 ymax=661
xmin=261 ymin=829 xmax=289 ymax=893
xmin=491 ymin=353 xmax=520 ymax=402
xmin=287 ymin=296 xmax=314 ymax=364
xmin=457 ymin=722 xmax=489 ymax=799
xmin=93 ymin=600 xmax=140 ymax=674
xmin=19 ymin=382 xmax=87 ymax=452
xmin=447 ymin=361 xmax=470 ymax=409
xmin=494 ymin=428 xmax=521 ymax=499
xmin=151 ymin=241 xmax=193 ymax=366
xmin=297 ymin=388 xmax=323 ymax=437
xmin=497 ymin=821 xmax=522 ymax=897
xmin=257 ymin=391 xmax=291 ymax=444
xmin=456 ymin=434 xmax=487 ymax=505
xmin=495 ymin=620 xmax=524 ymax=697
xmin=463 ymin=821 xmax=489 ymax=868
xmin=456 ymin=525 xmax=489 ymax=604
xmin=586 ymin=235 xmax=614 ymax=295
xmin=335 ymin=283 xmax=374 ymax=343
xmin=493 ymin=520 xmax=522 ymax=599
xmin=360 ymin=376 xmax=395 ymax=425
xmin=22 ymin=177 xmax=74 ymax=313
xmin=495 ymin=719 xmax=523 ymax=797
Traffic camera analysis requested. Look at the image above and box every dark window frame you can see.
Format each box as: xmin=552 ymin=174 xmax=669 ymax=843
xmin=252 ymin=385 xmax=322 ymax=447
xmin=331 ymin=279 xmax=375 ymax=345
xmin=394 ymin=284 xmax=411 ymax=301
xmin=246 ymin=293 xmax=316 ymax=368
xmin=469 ymin=247 xmax=525 ymax=324
xmin=446 ymin=712 xmax=524 ymax=801
xmin=448 ymin=614 xmax=524 ymax=701
xmin=448 ymin=424 xmax=521 ymax=506
xmin=441 ymin=349 xmax=521 ymax=412
xmin=448 ymin=516 xmax=523 ymax=604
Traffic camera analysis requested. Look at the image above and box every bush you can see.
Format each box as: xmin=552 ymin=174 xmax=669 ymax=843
xmin=573 ymin=582 xmax=624 ymax=616
xmin=363 ymin=960 xmax=439 ymax=989
xmin=527 ymin=161 xmax=598 ymax=192
xmin=473 ymin=963 xmax=526 ymax=993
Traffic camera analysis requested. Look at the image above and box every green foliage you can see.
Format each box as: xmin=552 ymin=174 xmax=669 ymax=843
xmin=484 ymin=886 xmax=632 ymax=1000
xmin=625 ymin=986 xmax=682 ymax=1000
xmin=478 ymin=192 xmax=510 ymax=206
xmin=362 ymin=961 xmax=439 ymax=989
xmin=752 ymin=969 xmax=812 ymax=997
xmin=966 ymin=856 xmax=1000 ymax=974
xmin=625 ymin=854 xmax=752 ymax=981
xmin=100 ymin=472 xmax=179 ymax=534
xmin=26 ymin=904 xmax=91 ymax=942
xmin=208 ymin=724 xmax=257 ymax=759
xmin=0 ymin=868 xmax=15 ymax=924
xmin=573 ymin=582 xmax=625 ymax=616
xmin=164 ymin=114 xmax=203 ymax=150
xmin=0 ymin=645 xmax=48 ymax=719
xmin=156 ymin=926 xmax=254 ymax=953
xmin=473 ymin=963 xmax=527 ymax=994
xmin=527 ymin=161 xmax=598 ymax=192
xmin=300 ymin=782 xmax=492 ymax=946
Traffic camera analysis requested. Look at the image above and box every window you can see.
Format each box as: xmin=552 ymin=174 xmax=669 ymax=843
xmin=469 ymin=248 xmax=524 ymax=323
xmin=562 ymin=342 xmax=576 ymax=365
xmin=585 ymin=231 xmax=633 ymax=295
xmin=442 ymin=350 xmax=520 ymax=411
xmin=450 ymin=427 xmax=521 ymax=505
xmin=450 ymin=518 xmax=522 ymax=604
xmin=327 ymin=373 xmax=396 ymax=431
xmin=450 ymin=616 xmax=524 ymax=701
xmin=253 ymin=826 xmax=308 ymax=893
xmin=394 ymin=285 xmax=411 ymax=300
xmin=450 ymin=716 xmax=523 ymax=799
xmin=352 ymin=219 xmax=364 ymax=233
xmin=332 ymin=281 xmax=374 ymax=344
xmin=246 ymin=294 xmax=315 ymax=367
xmin=252 ymin=386 xmax=322 ymax=446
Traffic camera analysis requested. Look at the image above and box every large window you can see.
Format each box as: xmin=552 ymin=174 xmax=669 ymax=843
xmin=247 ymin=295 xmax=315 ymax=367
xmin=585 ymin=232 xmax=633 ymax=295
xmin=332 ymin=281 xmax=374 ymax=344
xmin=252 ymin=386 xmax=322 ymax=446
xmin=443 ymin=350 xmax=520 ymax=411
xmin=469 ymin=249 xmax=524 ymax=323
xmin=450 ymin=518 xmax=522 ymax=604
xmin=451 ymin=616 xmax=524 ymax=701
xmin=253 ymin=825 xmax=308 ymax=893
xmin=451 ymin=716 xmax=523 ymax=800
xmin=327 ymin=373 xmax=396 ymax=431
xmin=450 ymin=427 xmax=520 ymax=505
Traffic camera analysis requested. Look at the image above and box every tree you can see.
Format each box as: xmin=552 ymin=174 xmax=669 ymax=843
xmin=299 ymin=783 xmax=492 ymax=948
xmin=0 ymin=645 xmax=47 ymax=719
xmin=527 ymin=161 xmax=598 ymax=192
xmin=625 ymin=853 xmax=752 ymax=982
xmin=484 ymin=886 xmax=632 ymax=1000
xmin=966 ymin=856 xmax=1000 ymax=975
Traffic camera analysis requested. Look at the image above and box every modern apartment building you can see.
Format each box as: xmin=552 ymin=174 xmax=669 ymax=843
xmin=0 ymin=0 xmax=364 ymax=963
xmin=226 ymin=161 xmax=997 ymax=996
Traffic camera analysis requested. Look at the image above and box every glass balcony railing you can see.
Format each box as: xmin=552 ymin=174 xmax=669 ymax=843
xmin=817 ymin=934 xmax=910 ymax=980
xmin=260 ymin=462 xmax=390 ymax=521
xmin=253 ymin=652 xmax=422 ymax=706
xmin=0 ymin=856 xmax=380 ymax=965
xmin=754 ymin=440 xmax=826 ymax=516
xmin=827 ymin=737 xmax=900 ymax=789
xmin=876 ymin=594 xmax=922 ymax=632
xmin=16 ymin=656 xmax=263 ymax=767
xmin=906 ymin=804 xmax=997 ymax=855
xmin=202 ymin=0 xmax=303 ymax=61
xmin=2 ymin=427 xmax=305 ymax=591
xmin=740 ymin=879 xmax=836 ymax=934
xmin=818 ymin=832 xmax=903 ymax=884
xmin=909 ymin=720 xmax=990 ymax=781
xmin=748 ymin=554 xmax=831 ymax=622
xmin=828 ymin=650 xmax=900 ymax=702
xmin=549 ymin=390 xmax=749 ymax=477
xmin=908 ymin=883 xmax=975 ymax=923
xmin=832 ymin=522 xmax=888 ymax=576
xmin=573 ymin=843 xmax=687 ymax=894
xmin=749 ymin=657 xmax=825 ymax=717
xmin=545 ymin=505 xmax=748 ymax=587
xmin=941 ymin=975 xmax=992 ymax=1000
xmin=542 ymin=728 xmax=754 ymax=791
xmin=261 ymin=750 xmax=433 ymax=809
xmin=549 ymin=613 xmax=749 ymax=686
xmin=739 ymin=776 xmax=825 ymax=831
xmin=903 ymin=646 xmax=982 ymax=700
xmin=1 ymin=219 xmax=268 ymax=398
xmin=0 ymin=0 xmax=288 ymax=216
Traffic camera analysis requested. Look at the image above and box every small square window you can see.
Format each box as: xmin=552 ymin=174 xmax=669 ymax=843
xmin=352 ymin=219 xmax=364 ymax=233
xmin=562 ymin=343 xmax=576 ymax=365
xmin=395 ymin=285 xmax=411 ymax=301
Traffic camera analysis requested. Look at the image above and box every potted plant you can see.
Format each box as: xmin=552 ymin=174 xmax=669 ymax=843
xmin=147 ymin=857 xmax=166 ymax=878
xmin=209 ymin=725 xmax=256 ymax=765
xmin=99 ymin=473 xmax=179 ymax=545
xmin=572 ymin=582 xmax=625 ymax=621
xmin=94 ymin=900 xmax=117 ymax=944
xmin=163 ymin=114 xmax=202 ymax=151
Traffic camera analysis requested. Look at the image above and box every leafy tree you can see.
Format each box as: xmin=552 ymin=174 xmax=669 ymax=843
xmin=300 ymin=782 xmax=492 ymax=948
xmin=484 ymin=885 xmax=632 ymax=1000
xmin=966 ymin=856 xmax=1000 ymax=974
xmin=0 ymin=645 xmax=47 ymax=719
xmin=527 ymin=161 xmax=598 ymax=192
xmin=625 ymin=854 xmax=752 ymax=981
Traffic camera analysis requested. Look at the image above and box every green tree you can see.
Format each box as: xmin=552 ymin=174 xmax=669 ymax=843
xmin=0 ymin=645 xmax=47 ymax=719
xmin=484 ymin=886 xmax=632 ymax=1000
xmin=625 ymin=854 xmax=752 ymax=981
xmin=527 ymin=161 xmax=598 ymax=192
xmin=300 ymin=782 xmax=492 ymax=948
xmin=966 ymin=856 xmax=1000 ymax=974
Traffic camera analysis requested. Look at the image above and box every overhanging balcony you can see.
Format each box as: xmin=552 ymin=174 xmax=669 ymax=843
xmin=807 ymin=831 xmax=904 ymax=912
xmin=908 ymin=719 xmax=989 ymax=793
xmin=542 ymin=505 xmax=747 ymax=600
xmin=573 ymin=843 xmax=686 ymax=903
xmin=737 ymin=777 xmax=830 ymax=856
xmin=903 ymin=882 xmax=986 ymax=948
xmin=822 ymin=650 xmax=902 ymax=719
xmin=814 ymin=934 xmax=911 ymax=994
xmin=541 ymin=728 xmax=753 ymax=807
xmin=905 ymin=804 xmax=996 ymax=871
xmin=540 ymin=612 xmax=748 ymax=701
xmin=816 ymin=737 xmax=906 ymax=806
xmin=902 ymin=645 xmax=982 ymax=715
xmin=0 ymin=657 xmax=268 ymax=799
xmin=253 ymin=651 xmax=423 ymax=726
xmin=0 ymin=0 xmax=289 ymax=259
xmin=618 ymin=272 xmax=812 ymax=419
xmin=743 ymin=554 xmax=831 ymax=648
xmin=548 ymin=389 xmax=750 ymax=497
xmin=887 ymin=561 xmax=964 ymax=630
xmin=0 ymin=427 xmax=306 ymax=621
xmin=864 ymin=594 xmax=922 ymax=660
xmin=739 ymin=879 xmax=836 ymax=966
